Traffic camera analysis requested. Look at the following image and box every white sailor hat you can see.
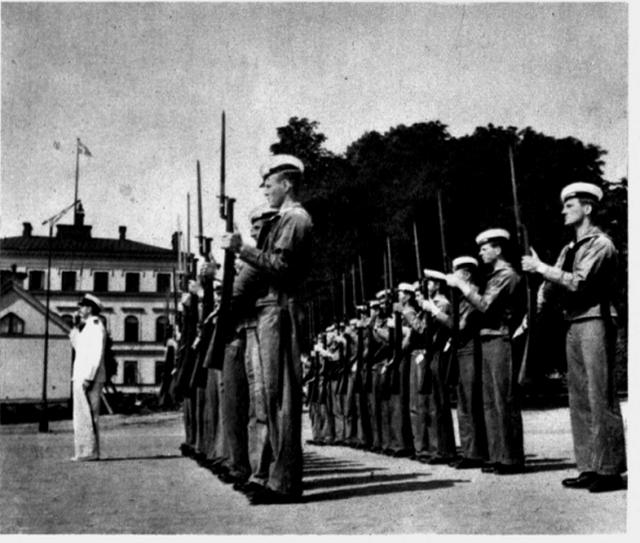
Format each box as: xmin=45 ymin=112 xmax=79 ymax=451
xmin=349 ymin=318 xmax=359 ymax=327
xmin=249 ymin=203 xmax=279 ymax=223
xmin=326 ymin=324 xmax=337 ymax=333
xmin=560 ymin=182 xmax=603 ymax=203
xmin=398 ymin=282 xmax=415 ymax=294
xmin=369 ymin=299 xmax=381 ymax=309
xmin=375 ymin=289 xmax=389 ymax=300
xmin=259 ymin=154 xmax=304 ymax=183
xmin=411 ymin=281 xmax=420 ymax=291
xmin=78 ymin=293 xmax=103 ymax=313
xmin=452 ymin=256 xmax=479 ymax=270
xmin=356 ymin=304 xmax=368 ymax=313
xmin=475 ymin=228 xmax=511 ymax=246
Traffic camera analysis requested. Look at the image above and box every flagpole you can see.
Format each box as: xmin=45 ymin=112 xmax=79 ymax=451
xmin=74 ymin=138 xmax=80 ymax=217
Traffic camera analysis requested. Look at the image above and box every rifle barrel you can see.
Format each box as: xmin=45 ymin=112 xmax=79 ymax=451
xmin=358 ymin=255 xmax=366 ymax=303
xmin=412 ymin=220 xmax=422 ymax=280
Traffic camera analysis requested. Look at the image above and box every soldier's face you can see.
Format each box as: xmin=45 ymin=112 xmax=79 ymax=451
xmin=562 ymin=198 xmax=587 ymax=226
xmin=250 ymin=219 xmax=263 ymax=242
xmin=427 ymin=279 xmax=438 ymax=297
xmin=263 ymin=175 xmax=289 ymax=208
xmin=479 ymin=243 xmax=500 ymax=265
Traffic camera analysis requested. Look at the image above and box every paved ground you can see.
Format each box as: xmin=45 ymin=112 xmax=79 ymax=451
xmin=0 ymin=403 xmax=628 ymax=534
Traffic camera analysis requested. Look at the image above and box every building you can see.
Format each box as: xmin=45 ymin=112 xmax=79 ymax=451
xmin=0 ymin=279 xmax=72 ymax=412
xmin=0 ymin=205 xmax=184 ymax=397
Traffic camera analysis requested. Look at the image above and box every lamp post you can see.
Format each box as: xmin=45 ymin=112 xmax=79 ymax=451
xmin=39 ymin=199 xmax=80 ymax=433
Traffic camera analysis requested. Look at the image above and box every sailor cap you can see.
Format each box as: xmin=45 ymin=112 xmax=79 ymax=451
xmin=249 ymin=203 xmax=279 ymax=223
xmin=475 ymin=228 xmax=511 ymax=246
xmin=259 ymin=154 xmax=304 ymax=182
xmin=369 ymin=299 xmax=381 ymax=309
xmin=560 ymin=182 xmax=603 ymax=203
xmin=349 ymin=318 xmax=359 ymax=327
xmin=398 ymin=282 xmax=415 ymax=293
xmin=78 ymin=293 xmax=103 ymax=312
xmin=375 ymin=289 xmax=390 ymax=300
xmin=325 ymin=324 xmax=336 ymax=333
xmin=452 ymin=256 xmax=479 ymax=270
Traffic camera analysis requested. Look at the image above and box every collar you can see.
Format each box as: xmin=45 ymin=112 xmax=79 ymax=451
xmin=573 ymin=225 xmax=604 ymax=245
xmin=278 ymin=200 xmax=302 ymax=215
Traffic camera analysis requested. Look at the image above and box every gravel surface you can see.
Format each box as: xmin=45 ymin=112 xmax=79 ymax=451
xmin=0 ymin=403 xmax=628 ymax=534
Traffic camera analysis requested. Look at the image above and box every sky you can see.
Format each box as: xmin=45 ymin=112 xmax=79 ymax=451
xmin=1 ymin=1 xmax=629 ymax=251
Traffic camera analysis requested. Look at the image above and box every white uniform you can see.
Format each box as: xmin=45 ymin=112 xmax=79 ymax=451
xmin=70 ymin=317 xmax=106 ymax=460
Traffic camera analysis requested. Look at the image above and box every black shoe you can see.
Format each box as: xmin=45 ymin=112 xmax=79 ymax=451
xmin=454 ymin=458 xmax=485 ymax=469
xmin=562 ymin=471 xmax=598 ymax=489
xmin=427 ymin=455 xmax=455 ymax=465
xmin=218 ymin=471 xmax=246 ymax=485
xmin=481 ymin=463 xmax=497 ymax=473
xmin=234 ymin=480 xmax=265 ymax=494
xmin=415 ymin=455 xmax=432 ymax=464
xmin=179 ymin=443 xmax=194 ymax=457
xmin=391 ymin=449 xmax=413 ymax=458
xmin=247 ymin=487 xmax=300 ymax=505
xmin=494 ymin=463 xmax=525 ymax=475
xmin=370 ymin=446 xmax=382 ymax=453
xmin=588 ymin=474 xmax=626 ymax=493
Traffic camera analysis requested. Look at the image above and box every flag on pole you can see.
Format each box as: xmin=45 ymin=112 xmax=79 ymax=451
xmin=77 ymin=139 xmax=92 ymax=157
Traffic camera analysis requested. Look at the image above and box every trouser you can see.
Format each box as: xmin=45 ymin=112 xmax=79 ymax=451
xmin=355 ymin=370 xmax=372 ymax=448
xmin=425 ymin=349 xmax=456 ymax=457
xmin=182 ymin=391 xmax=197 ymax=449
xmin=203 ymin=368 xmax=227 ymax=464
xmin=73 ymin=379 xmax=102 ymax=458
xmin=343 ymin=370 xmax=358 ymax=444
xmin=368 ymin=364 xmax=384 ymax=450
xmin=194 ymin=386 xmax=207 ymax=456
xmin=566 ymin=319 xmax=626 ymax=475
xmin=331 ymin=379 xmax=346 ymax=442
xmin=456 ymin=339 xmax=488 ymax=461
xmin=253 ymin=303 xmax=303 ymax=497
xmin=221 ymin=332 xmax=251 ymax=479
xmin=245 ymin=324 xmax=271 ymax=484
xmin=319 ymin=377 xmax=335 ymax=444
xmin=409 ymin=349 xmax=430 ymax=458
xmin=482 ymin=336 xmax=524 ymax=466
xmin=387 ymin=355 xmax=413 ymax=453
xmin=309 ymin=400 xmax=323 ymax=442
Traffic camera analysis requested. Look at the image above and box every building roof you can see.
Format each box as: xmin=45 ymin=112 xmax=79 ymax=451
xmin=0 ymin=234 xmax=178 ymax=262
xmin=0 ymin=280 xmax=71 ymax=333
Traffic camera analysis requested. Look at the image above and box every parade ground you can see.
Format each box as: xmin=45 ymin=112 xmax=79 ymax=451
xmin=0 ymin=403 xmax=628 ymax=535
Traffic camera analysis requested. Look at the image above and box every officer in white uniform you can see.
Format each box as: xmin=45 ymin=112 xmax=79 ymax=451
xmin=69 ymin=294 xmax=106 ymax=461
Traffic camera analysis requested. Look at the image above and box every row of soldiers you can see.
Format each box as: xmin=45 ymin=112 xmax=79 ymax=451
xmin=160 ymin=167 xmax=626 ymax=500
xmin=159 ymin=154 xmax=313 ymax=505
xmin=304 ymin=246 xmax=521 ymax=471
xmin=303 ymin=181 xmax=626 ymax=492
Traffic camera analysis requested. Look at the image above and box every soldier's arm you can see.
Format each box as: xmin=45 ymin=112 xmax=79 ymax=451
xmin=536 ymin=237 xmax=616 ymax=294
xmin=239 ymin=211 xmax=311 ymax=281
xmin=459 ymin=269 xmax=515 ymax=313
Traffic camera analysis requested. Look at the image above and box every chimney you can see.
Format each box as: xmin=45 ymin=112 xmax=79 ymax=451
xmin=74 ymin=203 xmax=85 ymax=226
xmin=22 ymin=222 xmax=33 ymax=237
xmin=171 ymin=231 xmax=179 ymax=252
xmin=119 ymin=226 xmax=127 ymax=240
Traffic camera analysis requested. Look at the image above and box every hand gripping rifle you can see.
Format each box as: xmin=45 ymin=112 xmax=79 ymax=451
xmin=509 ymin=146 xmax=536 ymax=386
xmin=437 ymin=189 xmax=460 ymax=387
xmin=205 ymin=111 xmax=235 ymax=371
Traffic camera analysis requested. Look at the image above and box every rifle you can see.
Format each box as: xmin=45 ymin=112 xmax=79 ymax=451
xmin=509 ymin=145 xmax=536 ymax=386
xmin=437 ymin=189 xmax=460 ymax=386
xmin=412 ymin=221 xmax=422 ymax=281
xmin=189 ymin=161 xmax=215 ymax=389
xmin=205 ymin=111 xmax=235 ymax=370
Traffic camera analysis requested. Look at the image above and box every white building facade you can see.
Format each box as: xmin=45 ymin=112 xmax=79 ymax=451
xmin=0 ymin=207 xmax=185 ymax=396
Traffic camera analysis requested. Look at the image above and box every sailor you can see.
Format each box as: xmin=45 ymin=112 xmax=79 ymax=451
xmin=522 ymin=182 xmax=626 ymax=492
xmin=221 ymin=154 xmax=313 ymax=504
xmin=447 ymin=228 xmax=525 ymax=474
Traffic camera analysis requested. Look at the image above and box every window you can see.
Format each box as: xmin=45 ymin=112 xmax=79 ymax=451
xmin=155 ymin=316 xmax=169 ymax=343
xmin=61 ymin=271 xmax=76 ymax=292
xmin=28 ymin=270 xmax=44 ymax=290
xmin=155 ymin=360 xmax=164 ymax=385
xmin=124 ymin=316 xmax=139 ymax=342
xmin=61 ymin=314 xmax=74 ymax=329
xmin=94 ymin=271 xmax=109 ymax=292
xmin=123 ymin=360 xmax=138 ymax=385
xmin=0 ymin=313 xmax=25 ymax=335
xmin=156 ymin=273 xmax=171 ymax=293
xmin=125 ymin=272 xmax=140 ymax=293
